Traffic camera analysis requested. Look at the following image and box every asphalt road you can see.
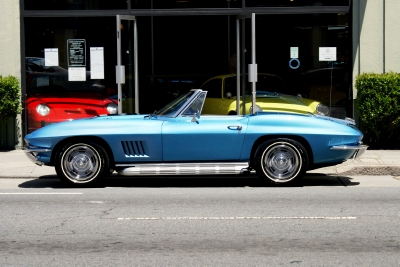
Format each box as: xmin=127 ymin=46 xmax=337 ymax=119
xmin=1 ymin=175 xmax=399 ymax=266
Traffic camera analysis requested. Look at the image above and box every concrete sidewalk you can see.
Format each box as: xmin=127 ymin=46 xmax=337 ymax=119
xmin=0 ymin=149 xmax=399 ymax=178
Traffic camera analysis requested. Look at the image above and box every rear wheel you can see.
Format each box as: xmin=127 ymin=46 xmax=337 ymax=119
xmin=55 ymin=141 xmax=110 ymax=187
xmin=254 ymin=138 xmax=308 ymax=186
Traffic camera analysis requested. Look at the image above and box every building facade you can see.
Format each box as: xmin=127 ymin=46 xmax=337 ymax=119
xmin=0 ymin=0 xmax=399 ymax=149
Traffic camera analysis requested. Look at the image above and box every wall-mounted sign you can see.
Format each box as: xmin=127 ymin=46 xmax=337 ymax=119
xmin=44 ymin=48 xmax=59 ymax=66
xmin=67 ymin=39 xmax=86 ymax=66
xmin=319 ymin=47 xmax=337 ymax=61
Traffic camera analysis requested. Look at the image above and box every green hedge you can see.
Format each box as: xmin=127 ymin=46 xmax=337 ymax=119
xmin=0 ymin=75 xmax=22 ymax=122
xmin=355 ymin=72 xmax=400 ymax=148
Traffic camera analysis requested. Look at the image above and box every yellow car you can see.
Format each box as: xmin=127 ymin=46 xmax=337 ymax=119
xmin=200 ymin=73 xmax=330 ymax=116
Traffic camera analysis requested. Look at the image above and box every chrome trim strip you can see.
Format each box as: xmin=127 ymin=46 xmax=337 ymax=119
xmin=24 ymin=148 xmax=52 ymax=166
xmin=330 ymin=144 xmax=368 ymax=159
xmin=330 ymin=145 xmax=368 ymax=150
xmin=117 ymin=162 xmax=249 ymax=176
xmin=25 ymin=148 xmax=51 ymax=153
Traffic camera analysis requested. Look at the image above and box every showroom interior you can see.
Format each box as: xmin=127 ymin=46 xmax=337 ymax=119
xmin=21 ymin=0 xmax=351 ymax=134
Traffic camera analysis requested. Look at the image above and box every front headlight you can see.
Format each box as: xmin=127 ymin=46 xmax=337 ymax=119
xmin=316 ymin=103 xmax=330 ymax=116
xmin=106 ymin=103 xmax=118 ymax=114
xmin=249 ymin=105 xmax=262 ymax=114
xmin=36 ymin=104 xmax=50 ymax=116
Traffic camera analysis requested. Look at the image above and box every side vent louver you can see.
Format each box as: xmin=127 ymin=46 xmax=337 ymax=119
xmin=121 ymin=141 xmax=147 ymax=157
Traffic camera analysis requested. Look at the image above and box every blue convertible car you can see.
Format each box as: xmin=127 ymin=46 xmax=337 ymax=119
xmin=24 ymin=89 xmax=367 ymax=187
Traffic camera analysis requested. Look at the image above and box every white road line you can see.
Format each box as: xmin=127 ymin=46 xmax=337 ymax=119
xmin=0 ymin=193 xmax=83 ymax=195
xmin=117 ymin=216 xmax=357 ymax=220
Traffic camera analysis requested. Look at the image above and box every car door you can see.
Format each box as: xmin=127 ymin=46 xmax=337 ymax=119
xmin=162 ymin=115 xmax=248 ymax=162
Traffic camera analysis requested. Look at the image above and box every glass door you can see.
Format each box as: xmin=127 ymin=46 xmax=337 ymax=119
xmin=116 ymin=15 xmax=139 ymax=114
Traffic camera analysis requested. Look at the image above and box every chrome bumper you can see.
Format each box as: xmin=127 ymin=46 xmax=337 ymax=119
xmin=330 ymin=144 xmax=368 ymax=159
xmin=24 ymin=148 xmax=52 ymax=166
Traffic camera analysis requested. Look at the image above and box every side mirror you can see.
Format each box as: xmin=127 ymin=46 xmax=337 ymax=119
xmin=226 ymin=92 xmax=232 ymax=98
xmin=191 ymin=112 xmax=200 ymax=123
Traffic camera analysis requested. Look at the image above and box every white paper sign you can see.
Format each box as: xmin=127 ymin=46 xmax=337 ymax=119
xmin=90 ymin=47 xmax=104 ymax=79
xmin=44 ymin=48 xmax=59 ymax=66
xmin=68 ymin=67 xmax=86 ymax=81
xmin=319 ymin=47 xmax=337 ymax=61
xmin=290 ymin=47 xmax=298 ymax=58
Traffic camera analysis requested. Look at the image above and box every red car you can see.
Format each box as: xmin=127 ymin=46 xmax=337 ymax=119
xmin=25 ymin=57 xmax=118 ymax=133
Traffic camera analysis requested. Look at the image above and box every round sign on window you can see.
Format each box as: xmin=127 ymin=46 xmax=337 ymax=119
xmin=289 ymin=58 xmax=300 ymax=69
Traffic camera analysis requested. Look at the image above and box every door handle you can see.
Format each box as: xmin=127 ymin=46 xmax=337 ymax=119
xmin=228 ymin=126 xmax=242 ymax=134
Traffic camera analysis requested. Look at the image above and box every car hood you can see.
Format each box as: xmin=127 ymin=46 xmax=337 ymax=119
xmin=244 ymin=93 xmax=318 ymax=114
xmin=252 ymin=92 xmax=307 ymax=104
xmin=26 ymin=95 xmax=116 ymax=114
xmin=25 ymin=114 xmax=155 ymax=139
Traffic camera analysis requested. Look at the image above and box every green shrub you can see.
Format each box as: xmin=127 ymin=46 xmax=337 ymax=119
xmin=355 ymin=72 xmax=400 ymax=148
xmin=0 ymin=75 xmax=22 ymax=122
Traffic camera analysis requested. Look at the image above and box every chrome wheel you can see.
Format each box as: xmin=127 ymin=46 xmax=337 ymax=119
xmin=62 ymin=144 xmax=100 ymax=182
xmin=261 ymin=142 xmax=301 ymax=181
xmin=255 ymin=139 xmax=308 ymax=184
xmin=56 ymin=142 xmax=109 ymax=186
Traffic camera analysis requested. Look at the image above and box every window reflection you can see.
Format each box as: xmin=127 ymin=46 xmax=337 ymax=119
xmin=24 ymin=17 xmax=119 ymax=133
xmin=23 ymin=10 xmax=350 ymax=134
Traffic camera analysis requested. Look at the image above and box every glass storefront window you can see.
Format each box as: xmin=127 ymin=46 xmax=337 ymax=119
xmin=23 ymin=9 xmax=350 ymax=134
xmin=24 ymin=17 xmax=119 ymax=133
xmin=249 ymin=13 xmax=350 ymax=117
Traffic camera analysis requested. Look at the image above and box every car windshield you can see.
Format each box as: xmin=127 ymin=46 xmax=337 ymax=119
xmin=224 ymin=74 xmax=291 ymax=97
xmin=255 ymin=90 xmax=277 ymax=96
xmin=28 ymin=82 xmax=105 ymax=95
xmin=156 ymin=90 xmax=196 ymax=117
xmin=26 ymin=73 xmax=107 ymax=97
xmin=25 ymin=57 xmax=108 ymax=97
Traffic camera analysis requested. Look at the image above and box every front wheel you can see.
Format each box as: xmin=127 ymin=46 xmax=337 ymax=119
xmin=55 ymin=141 xmax=110 ymax=187
xmin=254 ymin=138 xmax=308 ymax=185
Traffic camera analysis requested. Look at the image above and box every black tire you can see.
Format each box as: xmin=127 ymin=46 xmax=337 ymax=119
xmin=55 ymin=141 xmax=110 ymax=187
xmin=254 ymin=138 xmax=308 ymax=186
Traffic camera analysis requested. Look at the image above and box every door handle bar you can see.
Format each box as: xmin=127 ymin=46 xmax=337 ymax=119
xmin=227 ymin=126 xmax=242 ymax=130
